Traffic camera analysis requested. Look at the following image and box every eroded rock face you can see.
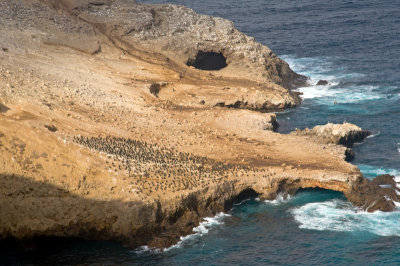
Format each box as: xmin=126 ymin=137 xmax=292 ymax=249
xmin=157 ymin=84 xmax=298 ymax=111
xmin=0 ymin=0 xmax=394 ymax=252
xmin=56 ymin=0 xmax=306 ymax=89
xmin=291 ymin=123 xmax=370 ymax=161
xmin=291 ymin=123 xmax=370 ymax=147
xmin=345 ymin=175 xmax=400 ymax=212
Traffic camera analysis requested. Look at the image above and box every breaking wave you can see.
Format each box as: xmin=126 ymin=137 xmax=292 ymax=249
xmin=164 ymin=212 xmax=231 ymax=252
xmin=291 ymin=199 xmax=400 ymax=237
xmin=282 ymin=55 xmax=397 ymax=105
xmin=135 ymin=212 xmax=231 ymax=253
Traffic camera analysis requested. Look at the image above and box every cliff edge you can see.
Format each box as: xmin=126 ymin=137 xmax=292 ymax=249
xmin=0 ymin=0 xmax=395 ymax=250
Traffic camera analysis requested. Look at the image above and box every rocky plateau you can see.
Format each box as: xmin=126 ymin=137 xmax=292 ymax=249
xmin=0 ymin=0 xmax=398 ymax=250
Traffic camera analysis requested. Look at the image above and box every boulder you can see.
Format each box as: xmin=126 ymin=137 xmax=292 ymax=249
xmin=316 ymin=80 xmax=328 ymax=86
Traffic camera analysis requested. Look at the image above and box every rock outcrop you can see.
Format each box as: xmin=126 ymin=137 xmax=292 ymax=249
xmin=291 ymin=122 xmax=370 ymax=161
xmin=0 ymin=0 xmax=393 ymax=251
xmin=56 ymin=0 xmax=306 ymax=89
xmin=50 ymin=0 xmax=305 ymax=110
xmin=291 ymin=122 xmax=370 ymax=147
xmin=345 ymin=175 xmax=400 ymax=212
xmin=316 ymin=80 xmax=328 ymax=86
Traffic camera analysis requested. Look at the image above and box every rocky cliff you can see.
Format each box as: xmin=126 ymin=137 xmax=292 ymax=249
xmin=0 ymin=0 xmax=396 ymax=250
xmin=57 ymin=0 xmax=306 ymax=88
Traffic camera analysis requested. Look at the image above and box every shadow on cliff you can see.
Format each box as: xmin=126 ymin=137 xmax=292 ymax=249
xmin=0 ymin=173 xmax=170 ymax=250
xmin=1 ymin=173 xmax=398 ymax=252
xmin=0 ymin=174 xmax=242 ymax=250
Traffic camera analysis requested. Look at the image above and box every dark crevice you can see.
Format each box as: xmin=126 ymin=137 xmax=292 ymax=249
xmin=224 ymin=188 xmax=259 ymax=210
xmin=187 ymin=51 xmax=227 ymax=71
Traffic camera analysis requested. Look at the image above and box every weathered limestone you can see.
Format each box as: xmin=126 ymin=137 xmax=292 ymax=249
xmin=50 ymin=0 xmax=305 ymax=110
xmin=291 ymin=122 xmax=371 ymax=161
xmin=0 ymin=0 xmax=394 ymax=251
xmin=56 ymin=0 xmax=306 ymax=89
xmin=291 ymin=122 xmax=370 ymax=147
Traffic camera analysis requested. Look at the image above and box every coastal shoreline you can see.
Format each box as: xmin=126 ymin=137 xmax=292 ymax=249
xmin=0 ymin=0 xmax=398 ymax=250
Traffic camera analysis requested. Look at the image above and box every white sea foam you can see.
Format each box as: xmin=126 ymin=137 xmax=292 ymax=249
xmin=281 ymin=55 xmax=364 ymax=81
xmin=394 ymin=175 xmax=400 ymax=191
xmin=366 ymin=131 xmax=380 ymax=138
xmin=358 ymin=164 xmax=400 ymax=191
xmin=134 ymin=212 xmax=230 ymax=254
xmin=134 ymin=245 xmax=161 ymax=254
xmin=297 ymin=85 xmax=343 ymax=99
xmin=163 ymin=212 xmax=231 ymax=252
xmin=234 ymin=198 xmax=251 ymax=206
xmin=264 ymin=193 xmax=291 ymax=205
xmin=296 ymin=84 xmax=385 ymax=105
xmin=281 ymin=55 xmax=396 ymax=104
xmin=291 ymin=199 xmax=400 ymax=236
xmin=292 ymin=163 xmax=400 ymax=236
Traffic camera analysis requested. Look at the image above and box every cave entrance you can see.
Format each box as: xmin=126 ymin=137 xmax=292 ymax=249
xmin=186 ymin=51 xmax=227 ymax=71
xmin=224 ymin=188 xmax=259 ymax=210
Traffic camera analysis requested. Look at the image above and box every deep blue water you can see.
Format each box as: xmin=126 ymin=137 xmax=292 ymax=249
xmin=3 ymin=0 xmax=400 ymax=264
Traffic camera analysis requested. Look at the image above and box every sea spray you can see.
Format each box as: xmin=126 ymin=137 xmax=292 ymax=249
xmin=264 ymin=193 xmax=292 ymax=206
xmin=134 ymin=212 xmax=231 ymax=254
xmin=291 ymin=199 xmax=400 ymax=237
xmin=164 ymin=212 xmax=231 ymax=252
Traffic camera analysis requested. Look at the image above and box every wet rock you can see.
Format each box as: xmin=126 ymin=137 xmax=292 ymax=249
xmin=372 ymin=174 xmax=397 ymax=188
xmin=316 ymin=80 xmax=328 ymax=86
xmin=345 ymin=175 xmax=400 ymax=212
